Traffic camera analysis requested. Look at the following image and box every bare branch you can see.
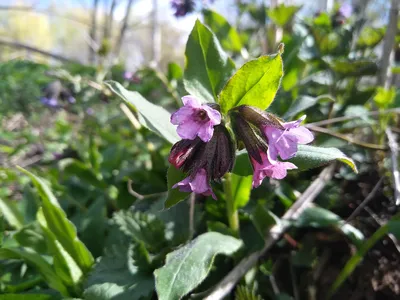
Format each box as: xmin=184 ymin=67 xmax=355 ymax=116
xmin=114 ymin=0 xmax=135 ymax=57
xmin=347 ymin=177 xmax=384 ymax=222
xmin=0 ymin=38 xmax=79 ymax=63
xmin=378 ymin=0 xmax=400 ymax=88
xmin=204 ymin=164 xmax=336 ymax=300
xmin=89 ymin=0 xmax=100 ymax=64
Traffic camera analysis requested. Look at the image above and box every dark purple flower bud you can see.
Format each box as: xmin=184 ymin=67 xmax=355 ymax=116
xmin=171 ymin=0 xmax=195 ymax=17
xmin=169 ymin=124 xmax=235 ymax=198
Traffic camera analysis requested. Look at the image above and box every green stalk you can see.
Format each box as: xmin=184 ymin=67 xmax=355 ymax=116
xmin=327 ymin=224 xmax=388 ymax=298
xmin=223 ymin=172 xmax=239 ymax=236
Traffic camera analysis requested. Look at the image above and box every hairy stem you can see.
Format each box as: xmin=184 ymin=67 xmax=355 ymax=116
xmin=223 ymin=172 xmax=239 ymax=236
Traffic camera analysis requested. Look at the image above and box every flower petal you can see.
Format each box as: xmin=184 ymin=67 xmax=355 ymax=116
xmin=202 ymin=105 xmax=221 ymax=125
xmin=197 ymin=123 xmax=214 ymax=142
xmin=171 ymin=106 xmax=195 ymax=125
xmin=181 ymin=95 xmax=202 ymax=108
xmin=176 ymin=121 xmax=202 ymax=140
xmin=287 ymin=126 xmax=314 ymax=144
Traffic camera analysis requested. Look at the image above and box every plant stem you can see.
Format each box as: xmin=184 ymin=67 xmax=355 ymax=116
xmin=223 ymin=172 xmax=239 ymax=236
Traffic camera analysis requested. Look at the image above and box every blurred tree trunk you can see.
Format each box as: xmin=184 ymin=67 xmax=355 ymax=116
xmin=150 ymin=0 xmax=161 ymax=67
xmin=114 ymin=0 xmax=134 ymax=58
xmin=379 ymin=0 xmax=399 ymax=88
xmin=89 ymin=0 xmax=99 ymax=64
xmin=103 ymin=0 xmax=117 ymax=42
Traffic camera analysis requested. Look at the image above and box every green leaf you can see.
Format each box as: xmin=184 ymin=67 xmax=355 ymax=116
xmin=288 ymin=145 xmax=358 ymax=173
xmin=203 ymin=9 xmax=242 ymax=53
xmin=0 ymin=294 xmax=56 ymax=300
xmin=267 ymin=4 xmax=300 ymax=27
xmin=167 ymin=62 xmax=183 ymax=81
xmin=60 ymin=159 xmax=106 ymax=189
xmin=37 ymin=208 xmax=84 ymax=286
xmin=328 ymin=59 xmax=378 ymax=77
xmin=231 ymin=173 xmax=252 ymax=210
xmin=154 ymin=232 xmax=243 ymax=300
xmin=0 ymin=197 xmax=24 ymax=229
xmin=113 ymin=210 xmax=167 ymax=253
xmin=0 ymin=248 xmax=68 ymax=296
xmin=251 ymin=203 xmax=279 ymax=238
xmin=184 ymin=19 xmax=235 ymax=103
xmin=14 ymin=222 xmax=47 ymax=254
xmin=356 ymin=27 xmax=385 ymax=49
xmin=84 ymin=232 xmax=154 ymax=300
xmin=164 ymin=165 xmax=188 ymax=209
xmin=283 ymin=95 xmax=334 ymax=119
xmin=105 ymin=81 xmax=179 ymax=144
xmin=219 ymin=54 xmax=283 ymax=113
xmin=17 ymin=167 xmax=94 ymax=273
xmin=374 ymin=87 xmax=396 ymax=109
xmin=294 ymin=207 xmax=341 ymax=227
xmin=232 ymin=152 xmax=253 ymax=177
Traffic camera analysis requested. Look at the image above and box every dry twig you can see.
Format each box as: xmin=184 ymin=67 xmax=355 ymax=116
xmin=386 ymin=128 xmax=400 ymax=205
xmin=204 ymin=164 xmax=336 ymax=300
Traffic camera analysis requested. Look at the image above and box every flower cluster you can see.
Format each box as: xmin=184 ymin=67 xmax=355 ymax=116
xmin=169 ymin=96 xmax=314 ymax=198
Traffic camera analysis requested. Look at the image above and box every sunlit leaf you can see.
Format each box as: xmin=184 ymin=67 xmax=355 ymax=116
xmin=184 ymin=20 xmax=235 ymax=103
xmin=154 ymin=232 xmax=243 ymax=300
xmin=219 ymin=53 xmax=283 ymax=113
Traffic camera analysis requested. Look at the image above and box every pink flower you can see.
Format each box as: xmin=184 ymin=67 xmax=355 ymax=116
xmin=263 ymin=116 xmax=314 ymax=163
xmin=171 ymin=96 xmax=221 ymax=142
xmin=173 ymin=168 xmax=216 ymax=199
xmin=251 ymin=152 xmax=297 ymax=188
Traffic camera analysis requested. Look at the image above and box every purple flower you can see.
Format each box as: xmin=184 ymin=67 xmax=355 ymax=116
xmin=251 ymin=152 xmax=297 ymax=188
xmin=171 ymin=95 xmax=221 ymax=142
xmin=86 ymin=108 xmax=94 ymax=115
xmin=171 ymin=0 xmax=195 ymax=17
xmin=173 ymin=168 xmax=216 ymax=199
xmin=68 ymin=96 xmax=76 ymax=104
xmin=339 ymin=3 xmax=352 ymax=19
xmin=41 ymin=97 xmax=59 ymax=108
xmin=123 ymin=71 xmax=133 ymax=80
xmin=262 ymin=116 xmax=314 ymax=163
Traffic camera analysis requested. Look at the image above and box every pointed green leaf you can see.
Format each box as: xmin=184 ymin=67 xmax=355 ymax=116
xmin=0 ymin=197 xmax=24 ymax=229
xmin=219 ymin=54 xmax=283 ymax=113
xmin=105 ymin=81 xmax=179 ymax=144
xmin=267 ymin=4 xmax=301 ymax=27
xmin=164 ymin=165 xmax=188 ymax=209
xmin=17 ymin=167 xmax=94 ymax=273
xmin=231 ymin=173 xmax=253 ymax=210
xmin=288 ymin=145 xmax=358 ymax=173
xmin=154 ymin=232 xmax=243 ymax=300
xmin=0 ymin=248 xmax=68 ymax=296
xmin=203 ymin=9 xmax=242 ymax=53
xmin=184 ymin=19 xmax=235 ymax=103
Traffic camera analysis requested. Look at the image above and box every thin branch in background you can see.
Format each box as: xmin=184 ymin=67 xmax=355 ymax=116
xmin=378 ymin=0 xmax=399 ymax=88
xmin=204 ymin=164 xmax=336 ymax=300
xmin=114 ymin=0 xmax=135 ymax=58
xmin=0 ymin=38 xmax=79 ymax=63
xmin=307 ymin=125 xmax=387 ymax=150
xmin=307 ymin=108 xmax=400 ymax=127
xmin=150 ymin=0 xmax=161 ymax=67
xmin=89 ymin=0 xmax=100 ymax=64
xmin=103 ymin=0 xmax=118 ymax=42
xmin=386 ymin=128 xmax=400 ymax=205
xmin=346 ymin=177 xmax=384 ymax=222
xmin=127 ymin=179 xmax=167 ymax=200
xmin=120 ymin=103 xmax=141 ymax=130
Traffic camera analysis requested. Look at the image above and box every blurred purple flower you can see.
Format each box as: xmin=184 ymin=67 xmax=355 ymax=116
xmin=339 ymin=3 xmax=352 ymax=19
xmin=86 ymin=108 xmax=94 ymax=115
xmin=171 ymin=0 xmax=195 ymax=17
xmin=171 ymin=95 xmax=221 ymax=142
xmin=251 ymin=152 xmax=297 ymax=188
xmin=124 ymin=71 xmax=133 ymax=80
xmin=41 ymin=97 xmax=59 ymax=108
xmin=68 ymin=96 xmax=76 ymax=104
xmin=173 ymin=168 xmax=216 ymax=199
xmin=262 ymin=116 xmax=314 ymax=163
